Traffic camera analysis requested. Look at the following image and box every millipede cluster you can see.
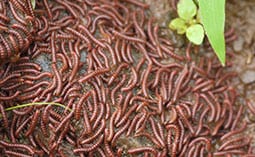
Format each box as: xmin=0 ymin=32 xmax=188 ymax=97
xmin=0 ymin=0 xmax=35 ymax=64
xmin=0 ymin=0 xmax=254 ymax=157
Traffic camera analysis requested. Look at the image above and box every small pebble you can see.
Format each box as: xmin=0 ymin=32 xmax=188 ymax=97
xmin=240 ymin=70 xmax=255 ymax=84
xmin=233 ymin=37 xmax=244 ymax=52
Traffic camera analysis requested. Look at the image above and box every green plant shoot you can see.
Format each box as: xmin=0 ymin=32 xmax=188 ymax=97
xmin=199 ymin=0 xmax=226 ymax=66
xmin=169 ymin=0 xmax=226 ymax=65
xmin=169 ymin=0 xmax=204 ymax=45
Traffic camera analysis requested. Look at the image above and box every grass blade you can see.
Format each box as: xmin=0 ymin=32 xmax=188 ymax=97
xmin=199 ymin=0 xmax=226 ymax=66
xmin=31 ymin=0 xmax=36 ymax=9
xmin=5 ymin=102 xmax=72 ymax=112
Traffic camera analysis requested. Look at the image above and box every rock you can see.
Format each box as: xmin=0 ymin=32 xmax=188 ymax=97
xmin=240 ymin=70 xmax=255 ymax=84
xmin=34 ymin=55 xmax=51 ymax=72
xmin=233 ymin=37 xmax=244 ymax=52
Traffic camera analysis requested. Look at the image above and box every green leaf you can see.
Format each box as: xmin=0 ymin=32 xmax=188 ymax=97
xmin=31 ymin=0 xmax=36 ymax=9
xmin=199 ymin=0 xmax=226 ymax=66
xmin=177 ymin=0 xmax=197 ymax=21
xmin=186 ymin=24 xmax=204 ymax=45
xmin=169 ymin=18 xmax=187 ymax=34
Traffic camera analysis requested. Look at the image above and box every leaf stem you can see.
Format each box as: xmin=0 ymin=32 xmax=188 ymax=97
xmin=0 ymin=102 xmax=72 ymax=118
